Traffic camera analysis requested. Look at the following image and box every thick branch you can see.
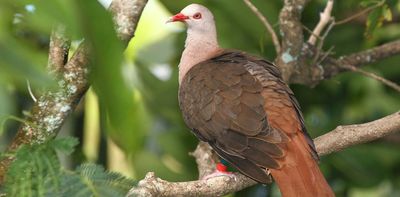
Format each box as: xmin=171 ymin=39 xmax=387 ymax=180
xmin=48 ymin=25 xmax=70 ymax=75
xmin=0 ymin=0 xmax=148 ymax=184
xmin=128 ymin=172 xmax=256 ymax=197
xmin=127 ymin=111 xmax=400 ymax=197
xmin=189 ymin=141 xmax=218 ymax=179
xmin=315 ymin=111 xmax=400 ymax=156
xmin=110 ymin=0 xmax=147 ymax=45
xmin=276 ymin=0 xmax=310 ymax=82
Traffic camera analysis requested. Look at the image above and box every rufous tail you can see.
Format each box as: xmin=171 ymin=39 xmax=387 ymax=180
xmin=270 ymin=133 xmax=335 ymax=197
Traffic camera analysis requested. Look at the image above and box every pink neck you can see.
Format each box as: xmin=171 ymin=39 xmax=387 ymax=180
xmin=178 ymin=31 xmax=221 ymax=84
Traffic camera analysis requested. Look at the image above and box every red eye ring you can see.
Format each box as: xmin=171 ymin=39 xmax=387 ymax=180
xmin=193 ymin=13 xmax=202 ymax=19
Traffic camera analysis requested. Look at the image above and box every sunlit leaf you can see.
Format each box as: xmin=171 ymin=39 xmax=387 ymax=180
xmin=365 ymin=4 xmax=392 ymax=38
xmin=382 ymin=5 xmax=393 ymax=21
xmin=74 ymin=0 xmax=149 ymax=153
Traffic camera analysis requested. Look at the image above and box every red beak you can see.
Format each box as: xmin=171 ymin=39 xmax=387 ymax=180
xmin=166 ymin=13 xmax=189 ymax=23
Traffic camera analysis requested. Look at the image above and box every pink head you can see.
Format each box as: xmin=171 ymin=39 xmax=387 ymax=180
xmin=167 ymin=4 xmax=216 ymax=34
xmin=167 ymin=4 xmax=220 ymax=84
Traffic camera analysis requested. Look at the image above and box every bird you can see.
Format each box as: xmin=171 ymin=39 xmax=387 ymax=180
xmin=167 ymin=4 xmax=335 ymax=197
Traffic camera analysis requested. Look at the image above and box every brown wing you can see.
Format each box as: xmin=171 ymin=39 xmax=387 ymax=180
xmin=244 ymin=57 xmax=318 ymax=160
xmin=179 ymin=51 xmax=303 ymax=183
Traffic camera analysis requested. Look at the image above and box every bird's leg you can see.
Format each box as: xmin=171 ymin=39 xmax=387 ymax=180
xmin=201 ymin=162 xmax=236 ymax=181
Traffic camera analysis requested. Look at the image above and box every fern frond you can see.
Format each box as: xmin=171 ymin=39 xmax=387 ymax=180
xmin=2 ymin=137 xmax=136 ymax=197
xmin=3 ymin=143 xmax=62 ymax=197
xmin=59 ymin=163 xmax=136 ymax=197
xmin=50 ymin=137 xmax=79 ymax=154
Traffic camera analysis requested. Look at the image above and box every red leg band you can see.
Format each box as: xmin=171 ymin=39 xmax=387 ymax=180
xmin=216 ymin=162 xmax=227 ymax=172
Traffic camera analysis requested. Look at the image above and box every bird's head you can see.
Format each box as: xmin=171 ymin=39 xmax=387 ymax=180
xmin=167 ymin=4 xmax=215 ymax=32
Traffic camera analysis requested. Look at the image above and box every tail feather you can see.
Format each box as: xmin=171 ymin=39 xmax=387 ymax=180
xmin=270 ymin=133 xmax=334 ymax=197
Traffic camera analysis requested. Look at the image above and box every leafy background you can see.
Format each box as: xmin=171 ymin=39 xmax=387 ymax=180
xmin=0 ymin=0 xmax=399 ymax=196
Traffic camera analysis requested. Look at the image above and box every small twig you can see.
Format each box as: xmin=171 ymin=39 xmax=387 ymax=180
xmin=243 ymin=0 xmax=281 ymax=54
xmin=303 ymin=25 xmax=320 ymax=42
xmin=342 ymin=64 xmax=400 ymax=93
xmin=334 ymin=0 xmax=385 ymax=26
xmin=308 ymin=0 xmax=334 ymax=45
xmin=312 ymin=19 xmax=335 ymax=65
xmin=26 ymin=80 xmax=37 ymax=102
xmin=316 ymin=46 xmax=335 ymax=66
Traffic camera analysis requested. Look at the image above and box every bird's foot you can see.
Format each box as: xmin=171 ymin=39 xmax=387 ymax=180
xmin=201 ymin=162 xmax=236 ymax=181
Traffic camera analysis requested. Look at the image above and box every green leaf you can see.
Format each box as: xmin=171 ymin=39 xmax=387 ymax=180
xmin=382 ymin=4 xmax=393 ymax=21
xmin=0 ymin=0 xmax=80 ymax=87
xmin=365 ymin=6 xmax=383 ymax=37
xmin=0 ymin=37 xmax=51 ymax=87
xmin=74 ymin=0 xmax=149 ymax=153
xmin=365 ymin=4 xmax=392 ymax=37
xmin=13 ymin=0 xmax=81 ymax=37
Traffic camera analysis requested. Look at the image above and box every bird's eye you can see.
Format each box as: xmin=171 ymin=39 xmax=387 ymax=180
xmin=193 ymin=13 xmax=202 ymax=19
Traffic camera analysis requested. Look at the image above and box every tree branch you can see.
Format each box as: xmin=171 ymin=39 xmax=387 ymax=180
xmin=308 ymin=0 xmax=334 ymax=45
xmin=315 ymin=111 xmax=400 ymax=156
xmin=128 ymin=172 xmax=256 ymax=197
xmin=321 ymin=39 xmax=400 ymax=80
xmin=127 ymin=112 xmax=400 ymax=197
xmin=110 ymin=0 xmax=147 ymax=45
xmin=284 ymin=39 xmax=400 ymax=86
xmin=275 ymin=0 xmax=310 ymax=82
xmin=275 ymin=1 xmax=400 ymax=88
xmin=243 ymin=0 xmax=281 ymax=54
xmin=48 ymin=25 xmax=70 ymax=75
xmin=0 ymin=0 xmax=148 ymax=184
xmin=189 ymin=141 xmax=219 ymax=179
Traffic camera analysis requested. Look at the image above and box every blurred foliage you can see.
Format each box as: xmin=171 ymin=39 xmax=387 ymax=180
xmin=0 ymin=0 xmax=399 ymax=196
xmin=364 ymin=1 xmax=393 ymax=37
xmin=2 ymin=137 xmax=135 ymax=197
